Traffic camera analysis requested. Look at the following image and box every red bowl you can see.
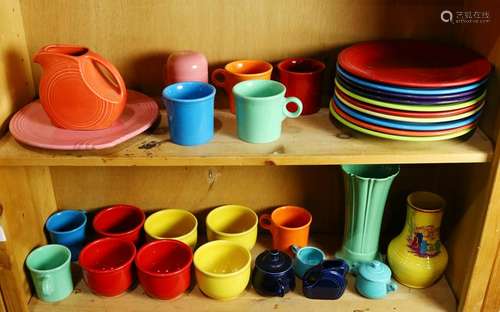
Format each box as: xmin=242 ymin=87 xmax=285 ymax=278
xmin=79 ymin=238 xmax=136 ymax=297
xmin=135 ymin=240 xmax=193 ymax=300
xmin=93 ymin=204 xmax=145 ymax=245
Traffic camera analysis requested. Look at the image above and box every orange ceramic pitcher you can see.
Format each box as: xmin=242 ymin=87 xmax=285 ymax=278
xmin=34 ymin=44 xmax=127 ymax=130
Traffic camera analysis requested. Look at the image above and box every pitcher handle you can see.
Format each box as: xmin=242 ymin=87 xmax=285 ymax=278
xmin=84 ymin=53 xmax=127 ymax=100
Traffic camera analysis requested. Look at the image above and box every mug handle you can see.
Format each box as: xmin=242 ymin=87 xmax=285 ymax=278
xmin=259 ymin=214 xmax=273 ymax=230
xmin=290 ymin=245 xmax=300 ymax=255
xmin=282 ymin=97 xmax=303 ymax=118
xmin=41 ymin=275 xmax=54 ymax=297
xmin=211 ymin=68 xmax=227 ymax=88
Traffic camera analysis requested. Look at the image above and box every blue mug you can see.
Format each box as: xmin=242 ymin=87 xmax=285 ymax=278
xmin=162 ymin=81 xmax=216 ymax=146
xmin=291 ymin=245 xmax=326 ymax=278
xmin=45 ymin=210 xmax=87 ymax=261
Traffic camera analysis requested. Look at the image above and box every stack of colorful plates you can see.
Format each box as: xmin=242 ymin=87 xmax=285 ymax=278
xmin=331 ymin=40 xmax=491 ymax=141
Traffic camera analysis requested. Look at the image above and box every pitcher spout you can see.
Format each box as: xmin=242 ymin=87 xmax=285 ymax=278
xmin=34 ymin=44 xmax=89 ymax=67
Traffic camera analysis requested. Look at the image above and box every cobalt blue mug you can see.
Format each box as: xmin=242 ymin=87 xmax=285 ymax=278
xmin=45 ymin=210 xmax=87 ymax=261
xmin=162 ymin=81 xmax=216 ymax=146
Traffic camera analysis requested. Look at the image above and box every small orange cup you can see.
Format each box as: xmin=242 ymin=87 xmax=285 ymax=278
xmin=259 ymin=206 xmax=312 ymax=253
xmin=211 ymin=60 xmax=273 ymax=113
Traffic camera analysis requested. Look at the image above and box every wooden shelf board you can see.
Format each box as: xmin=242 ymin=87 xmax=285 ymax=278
xmin=1 ymin=108 xmax=492 ymax=166
xmin=29 ymin=234 xmax=456 ymax=312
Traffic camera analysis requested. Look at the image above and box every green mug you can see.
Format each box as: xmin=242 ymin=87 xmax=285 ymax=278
xmin=233 ymin=80 xmax=303 ymax=143
xmin=26 ymin=244 xmax=73 ymax=302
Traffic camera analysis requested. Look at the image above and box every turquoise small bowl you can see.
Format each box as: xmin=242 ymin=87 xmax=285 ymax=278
xmin=291 ymin=245 xmax=326 ymax=278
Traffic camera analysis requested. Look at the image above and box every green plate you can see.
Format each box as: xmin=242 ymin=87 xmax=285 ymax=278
xmin=329 ymin=100 xmax=475 ymax=141
xmin=334 ymin=89 xmax=485 ymax=123
xmin=334 ymin=79 xmax=486 ymax=112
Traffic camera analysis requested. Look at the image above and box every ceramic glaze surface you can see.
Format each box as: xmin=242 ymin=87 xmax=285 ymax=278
xmin=144 ymin=209 xmax=198 ymax=248
xmin=259 ymin=206 xmax=312 ymax=253
xmin=233 ymin=80 xmax=302 ymax=143
xmin=162 ymin=82 xmax=215 ymax=146
xmin=194 ymin=240 xmax=251 ymax=300
xmin=34 ymin=44 xmax=127 ymax=130
xmin=336 ymin=165 xmax=399 ymax=267
xmin=45 ymin=210 xmax=87 ymax=261
xmin=387 ymin=191 xmax=448 ymax=288
xmin=26 ymin=245 xmax=73 ymax=302
xmin=165 ymin=50 xmax=208 ymax=85
xmin=356 ymin=260 xmax=397 ymax=299
xmin=291 ymin=245 xmax=326 ymax=278
xmin=206 ymin=205 xmax=258 ymax=250
xmin=252 ymin=250 xmax=295 ymax=297
xmin=9 ymin=90 xmax=158 ymax=150
xmin=92 ymin=204 xmax=145 ymax=245
xmin=278 ymin=58 xmax=325 ymax=115
xmin=135 ymin=240 xmax=193 ymax=299
xmin=79 ymin=238 xmax=136 ymax=297
xmin=337 ymin=41 xmax=491 ymax=88
xmin=211 ymin=60 xmax=273 ymax=113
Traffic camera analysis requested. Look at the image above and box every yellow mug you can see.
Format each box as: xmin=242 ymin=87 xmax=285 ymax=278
xmin=194 ymin=240 xmax=251 ymax=300
xmin=206 ymin=205 xmax=258 ymax=250
xmin=144 ymin=209 xmax=198 ymax=249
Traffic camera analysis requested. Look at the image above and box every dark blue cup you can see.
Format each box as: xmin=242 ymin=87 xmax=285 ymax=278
xmin=162 ymin=82 xmax=216 ymax=146
xmin=45 ymin=210 xmax=87 ymax=261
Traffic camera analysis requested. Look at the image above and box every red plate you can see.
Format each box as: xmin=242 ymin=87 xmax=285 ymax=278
xmin=338 ymin=40 xmax=491 ymax=88
xmin=335 ymin=87 xmax=483 ymax=118
xmin=331 ymin=100 xmax=475 ymax=137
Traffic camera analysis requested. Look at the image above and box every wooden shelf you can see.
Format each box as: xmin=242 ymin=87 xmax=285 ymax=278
xmin=29 ymin=234 xmax=456 ymax=312
xmin=0 ymin=108 xmax=493 ymax=166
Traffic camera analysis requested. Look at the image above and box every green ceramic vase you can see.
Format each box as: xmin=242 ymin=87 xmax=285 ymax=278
xmin=336 ymin=164 xmax=400 ymax=268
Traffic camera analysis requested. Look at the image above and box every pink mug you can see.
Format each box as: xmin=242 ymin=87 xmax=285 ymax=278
xmin=164 ymin=51 xmax=208 ymax=86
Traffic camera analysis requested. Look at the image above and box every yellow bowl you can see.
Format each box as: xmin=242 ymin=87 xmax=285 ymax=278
xmin=144 ymin=209 xmax=198 ymax=249
xmin=206 ymin=205 xmax=258 ymax=250
xmin=194 ymin=240 xmax=251 ymax=300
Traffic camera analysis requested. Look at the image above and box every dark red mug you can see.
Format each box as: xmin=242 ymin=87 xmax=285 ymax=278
xmin=135 ymin=239 xmax=193 ymax=300
xmin=79 ymin=238 xmax=136 ymax=297
xmin=92 ymin=204 xmax=145 ymax=244
xmin=278 ymin=58 xmax=326 ymax=115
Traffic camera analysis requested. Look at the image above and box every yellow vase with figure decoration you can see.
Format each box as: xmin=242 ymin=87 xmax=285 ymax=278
xmin=387 ymin=191 xmax=448 ymax=288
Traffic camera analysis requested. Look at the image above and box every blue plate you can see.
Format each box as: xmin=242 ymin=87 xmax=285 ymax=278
xmin=333 ymin=95 xmax=482 ymax=131
xmin=336 ymin=64 xmax=488 ymax=96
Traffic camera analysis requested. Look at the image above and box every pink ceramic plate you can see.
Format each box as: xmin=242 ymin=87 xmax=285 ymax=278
xmin=9 ymin=90 xmax=159 ymax=150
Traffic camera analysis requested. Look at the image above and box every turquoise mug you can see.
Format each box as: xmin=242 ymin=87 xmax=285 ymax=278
xmin=233 ymin=80 xmax=303 ymax=143
xmin=26 ymin=244 xmax=73 ymax=302
xmin=291 ymin=245 xmax=326 ymax=278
